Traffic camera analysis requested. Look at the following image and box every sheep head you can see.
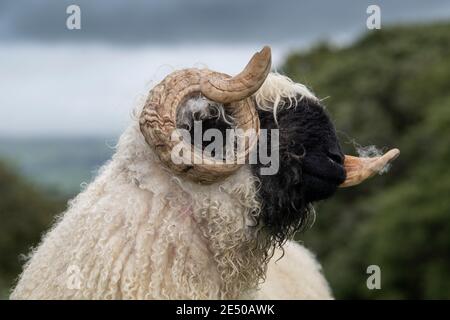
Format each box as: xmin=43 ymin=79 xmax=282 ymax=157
xmin=139 ymin=46 xmax=400 ymax=243
xmin=253 ymin=92 xmax=399 ymax=243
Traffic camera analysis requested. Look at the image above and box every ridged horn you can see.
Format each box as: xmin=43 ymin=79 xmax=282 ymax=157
xmin=139 ymin=48 xmax=270 ymax=184
xmin=200 ymin=46 xmax=272 ymax=104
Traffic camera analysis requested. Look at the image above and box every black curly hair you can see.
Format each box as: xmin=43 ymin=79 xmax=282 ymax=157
xmin=252 ymin=96 xmax=346 ymax=246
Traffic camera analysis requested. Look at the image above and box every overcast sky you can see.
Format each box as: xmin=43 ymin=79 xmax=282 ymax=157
xmin=1 ymin=0 xmax=450 ymax=136
xmin=2 ymin=0 xmax=450 ymax=45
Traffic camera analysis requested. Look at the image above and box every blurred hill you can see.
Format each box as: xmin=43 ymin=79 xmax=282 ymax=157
xmin=0 ymin=138 xmax=114 ymax=297
xmin=0 ymin=22 xmax=449 ymax=299
xmin=287 ymin=22 xmax=450 ymax=299
xmin=0 ymin=161 xmax=66 ymax=299
xmin=0 ymin=137 xmax=115 ymax=195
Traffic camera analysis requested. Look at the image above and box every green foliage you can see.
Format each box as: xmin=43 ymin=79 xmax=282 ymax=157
xmin=287 ymin=23 xmax=450 ymax=299
xmin=0 ymin=161 xmax=66 ymax=299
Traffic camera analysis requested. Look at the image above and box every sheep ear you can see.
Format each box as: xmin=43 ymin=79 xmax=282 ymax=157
xmin=339 ymin=148 xmax=400 ymax=187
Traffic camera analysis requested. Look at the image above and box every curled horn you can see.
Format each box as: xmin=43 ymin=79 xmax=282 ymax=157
xmin=139 ymin=47 xmax=272 ymax=184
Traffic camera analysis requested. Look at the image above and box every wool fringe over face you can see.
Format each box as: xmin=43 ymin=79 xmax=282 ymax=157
xmin=255 ymin=73 xmax=318 ymax=122
xmin=11 ymin=73 xmax=322 ymax=300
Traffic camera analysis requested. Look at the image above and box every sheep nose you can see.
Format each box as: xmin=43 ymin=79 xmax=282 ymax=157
xmin=327 ymin=149 xmax=344 ymax=165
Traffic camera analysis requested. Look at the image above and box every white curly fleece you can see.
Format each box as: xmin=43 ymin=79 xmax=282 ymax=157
xmin=11 ymin=73 xmax=331 ymax=300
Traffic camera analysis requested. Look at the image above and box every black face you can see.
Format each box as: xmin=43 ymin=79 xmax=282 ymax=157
xmin=252 ymin=97 xmax=346 ymax=243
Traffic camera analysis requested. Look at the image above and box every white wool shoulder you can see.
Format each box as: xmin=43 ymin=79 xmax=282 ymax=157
xmin=257 ymin=240 xmax=333 ymax=300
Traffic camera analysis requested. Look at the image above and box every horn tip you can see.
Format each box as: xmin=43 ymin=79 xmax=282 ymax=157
xmin=259 ymin=46 xmax=272 ymax=59
xmin=385 ymin=148 xmax=400 ymax=162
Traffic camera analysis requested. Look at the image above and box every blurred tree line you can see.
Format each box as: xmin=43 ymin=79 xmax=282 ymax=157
xmin=0 ymin=161 xmax=66 ymax=299
xmin=288 ymin=22 xmax=450 ymax=299
xmin=0 ymin=22 xmax=449 ymax=299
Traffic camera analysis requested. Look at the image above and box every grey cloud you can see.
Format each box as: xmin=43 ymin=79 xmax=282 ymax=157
xmin=1 ymin=0 xmax=450 ymax=45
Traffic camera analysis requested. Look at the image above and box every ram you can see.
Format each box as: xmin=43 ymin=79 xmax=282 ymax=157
xmin=11 ymin=47 xmax=398 ymax=299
